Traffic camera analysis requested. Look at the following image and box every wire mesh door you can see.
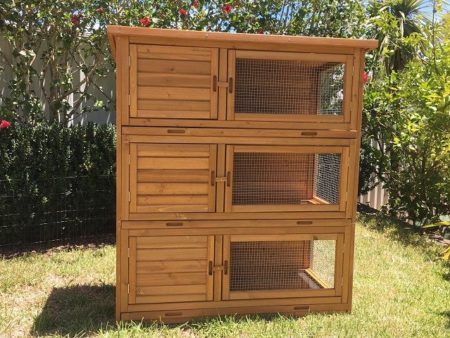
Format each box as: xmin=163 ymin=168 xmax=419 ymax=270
xmin=227 ymin=50 xmax=352 ymax=123
xmin=225 ymin=145 xmax=348 ymax=212
xmin=222 ymin=233 xmax=343 ymax=300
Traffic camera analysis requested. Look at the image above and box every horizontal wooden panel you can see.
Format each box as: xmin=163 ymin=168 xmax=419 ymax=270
xmin=137 ymin=260 xmax=207 ymax=273
xmin=135 ymin=205 xmax=210 ymax=213
xmin=137 ymin=248 xmax=208 ymax=261
xmin=138 ymin=158 xmax=210 ymax=170
xmin=136 ymin=204 xmax=210 ymax=213
xmin=137 ymin=183 xmax=209 ymax=195
xmin=137 ymin=99 xmax=211 ymax=111
xmin=137 ymin=195 xmax=209 ymax=206
xmin=137 ymin=235 xmax=207 ymax=248
xmin=138 ymin=87 xmax=210 ymax=101
xmin=136 ymin=294 xmax=206 ymax=304
xmin=137 ymin=45 xmax=212 ymax=61
xmin=137 ymin=272 xmax=207 ymax=286
xmin=136 ymin=110 xmax=211 ymax=119
xmin=137 ymin=284 xmax=206 ymax=296
xmin=138 ymin=169 xmax=209 ymax=183
xmin=137 ymin=144 xmax=210 ymax=157
xmin=138 ymin=73 xmax=210 ymax=88
xmin=138 ymin=59 xmax=211 ymax=75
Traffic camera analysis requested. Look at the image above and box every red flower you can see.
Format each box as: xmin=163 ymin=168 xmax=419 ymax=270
xmin=139 ymin=16 xmax=151 ymax=27
xmin=362 ymin=71 xmax=369 ymax=83
xmin=71 ymin=14 xmax=81 ymax=25
xmin=193 ymin=0 xmax=200 ymax=9
xmin=0 ymin=120 xmax=11 ymax=129
xmin=257 ymin=28 xmax=264 ymax=34
xmin=222 ymin=4 xmax=232 ymax=14
xmin=179 ymin=8 xmax=188 ymax=16
xmin=96 ymin=7 xmax=105 ymax=14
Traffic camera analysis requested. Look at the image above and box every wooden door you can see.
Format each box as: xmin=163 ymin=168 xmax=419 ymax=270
xmin=227 ymin=50 xmax=353 ymax=124
xmin=221 ymin=233 xmax=344 ymax=300
xmin=128 ymin=235 xmax=214 ymax=304
xmin=224 ymin=145 xmax=349 ymax=213
xmin=128 ymin=143 xmax=217 ymax=214
xmin=129 ymin=44 xmax=219 ymax=119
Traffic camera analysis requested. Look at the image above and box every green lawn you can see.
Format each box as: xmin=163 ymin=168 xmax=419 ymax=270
xmin=1 ymin=217 xmax=449 ymax=337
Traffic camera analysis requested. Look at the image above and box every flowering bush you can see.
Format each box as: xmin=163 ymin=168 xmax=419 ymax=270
xmin=0 ymin=1 xmax=366 ymax=124
xmin=0 ymin=120 xmax=11 ymax=129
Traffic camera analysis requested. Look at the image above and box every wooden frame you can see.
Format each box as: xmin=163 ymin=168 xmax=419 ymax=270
xmin=107 ymin=26 xmax=376 ymax=322
xmin=221 ymin=233 xmax=344 ymax=301
xmin=227 ymin=50 xmax=354 ymax=125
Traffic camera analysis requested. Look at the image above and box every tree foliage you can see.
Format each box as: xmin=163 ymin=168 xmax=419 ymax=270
xmin=361 ymin=3 xmax=450 ymax=225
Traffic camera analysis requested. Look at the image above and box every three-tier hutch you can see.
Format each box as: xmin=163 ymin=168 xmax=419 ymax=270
xmin=107 ymin=25 xmax=377 ymax=322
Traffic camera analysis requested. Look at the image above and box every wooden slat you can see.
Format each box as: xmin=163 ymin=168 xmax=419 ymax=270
xmin=138 ymin=59 xmax=211 ymax=75
xmin=230 ymin=234 xmax=337 ymax=242
xmin=236 ymin=50 xmax=348 ymax=63
xmin=228 ymin=288 xmax=336 ymax=300
xmin=137 ymin=99 xmax=210 ymax=111
xmin=129 ymin=237 xmax=137 ymax=304
xmin=136 ymin=110 xmax=211 ymax=119
xmin=130 ymin=44 xmax=138 ymax=116
xmin=136 ymin=235 xmax=207 ymax=248
xmin=137 ymin=248 xmax=208 ymax=261
xmin=137 ymin=260 xmax=207 ymax=273
xmin=138 ymin=169 xmax=209 ymax=183
xmin=137 ymin=157 xmax=210 ymax=170
xmin=138 ymin=86 xmax=210 ymax=101
xmin=136 ymin=294 xmax=207 ymax=304
xmin=137 ymin=195 xmax=209 ymax=206
xmin=136 ymin=204 xmax=209 ymax=213
xmin=137 ymin=183 xmax=209 ymax=195
xmin=137 ymin=45 xmax=212 ymax=61
xmin=137 ymin=284 xmax=206 ymax=296
xmin=206 ymin=236 xmax=214 ymax=301
xmin=137 ymin=144 xmax=210 ymax=157
xmin=137 ymin=73 xmax=210 ymax=88
xmin=137 ymin=272 xmax=207 ymax=286
xmin=108 ymin=26 xmax=379 ymax=52
xmin=209 ymin=48 xmax=219 ymax=119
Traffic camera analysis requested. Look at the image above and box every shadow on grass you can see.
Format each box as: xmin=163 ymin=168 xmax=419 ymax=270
xmin=31 ymin=284 xmax=115 ymax=336
xmin=358 ymin=204 xmax=432 ymax=248
xmin=357 ymin=204 xmax=450 ymax=281
xmin=0 ymin=234 xmax=115 ymax=259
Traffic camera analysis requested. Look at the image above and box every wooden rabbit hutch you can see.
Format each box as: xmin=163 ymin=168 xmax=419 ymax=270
xmin=107 ymin=25 xmax=377 ymax=322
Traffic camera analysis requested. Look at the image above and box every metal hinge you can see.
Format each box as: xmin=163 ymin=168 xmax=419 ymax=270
xmin=128 ymin=191 xmax=131 ymax=203
xmin=128 ymin=55 xmax=131 ymax=67
xmin=128 ymin=247 xmax=130 ymax=258
xmin=127 ymin=284 xmax=130 ymax=294
xmin=128 ymin=94 xmax=131 ymax=106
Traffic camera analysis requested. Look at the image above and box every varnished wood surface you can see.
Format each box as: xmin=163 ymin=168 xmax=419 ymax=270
xmin=109 ymin=27 xmax=373 ymax=322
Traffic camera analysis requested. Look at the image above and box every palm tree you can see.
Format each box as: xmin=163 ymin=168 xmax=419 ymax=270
xmin=377 ymin=0 xmax=428 ymax=73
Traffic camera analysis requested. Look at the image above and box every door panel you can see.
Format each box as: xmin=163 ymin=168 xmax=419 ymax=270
xmin=227 ymin=50 xmax=353 ymax=123
xmin=130 ymin=44 xmax=219 ymax=119
xmin=128 ymin=235 xmax=214 ymax=305
xmin=222 ymin=233 xmax=343 ymax=300
xmin=225 ymin=145 xmax=349 ymax=212
xmin=129 ymin=143 xmax=217 ymax=214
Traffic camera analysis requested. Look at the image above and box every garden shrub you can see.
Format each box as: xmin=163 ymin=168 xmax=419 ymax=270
xmin=0 ymin=122 xmax=116 ymax=247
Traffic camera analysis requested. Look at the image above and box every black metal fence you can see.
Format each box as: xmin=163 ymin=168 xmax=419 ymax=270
xmin=0 ymin=175 xmax=115 ymax=251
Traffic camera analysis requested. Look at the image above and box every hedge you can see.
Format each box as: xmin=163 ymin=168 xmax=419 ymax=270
xmin=0 ymin=123 xmax=116 ymax=248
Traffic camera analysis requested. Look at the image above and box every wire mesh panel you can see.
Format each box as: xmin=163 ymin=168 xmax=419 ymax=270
xmin=314 ymin=153 xmax=341 ymax=204
xmin=229 ymin=239 xmax=336 ymax=291
xmin=232 ymin=151 xmax=341 ymax=206
xmin=235 ymin=58 xmax=345 ymax=116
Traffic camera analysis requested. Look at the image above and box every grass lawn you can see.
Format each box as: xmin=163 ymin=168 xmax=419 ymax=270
xmin=1 ymin=216 xmax=449 ymax=337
